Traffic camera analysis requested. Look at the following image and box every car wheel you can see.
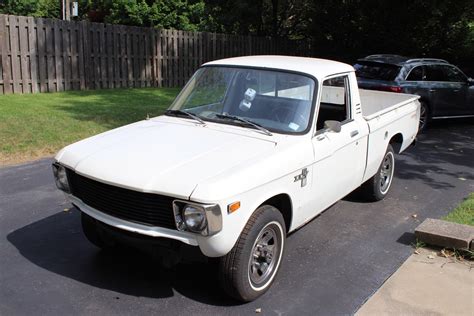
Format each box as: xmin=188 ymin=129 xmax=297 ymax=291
xmin=419 ymin=101 xmax=429 ymax=131
xmin=360 ymin=144 xmax=395 ymax=201
xmin=81 ymin=212 xmax=113 ymax=249
xmin=219 ymin=205 xmax=286 ymax=302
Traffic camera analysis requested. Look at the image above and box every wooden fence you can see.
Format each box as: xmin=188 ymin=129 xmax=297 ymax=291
xmin=0 ymin=14 xmax=311 ymax=94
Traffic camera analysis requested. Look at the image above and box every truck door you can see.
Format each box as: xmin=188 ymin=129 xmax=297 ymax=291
xmin=306 ymin=74 xmax=368 ymax=220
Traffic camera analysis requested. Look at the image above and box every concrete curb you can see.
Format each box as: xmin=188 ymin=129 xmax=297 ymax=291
xmin=415 ymin=218 xmax=474 ymax=251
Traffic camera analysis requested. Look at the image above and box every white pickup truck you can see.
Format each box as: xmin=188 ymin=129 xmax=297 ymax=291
xmin=53 ymin=56 xmax=420 ymax=301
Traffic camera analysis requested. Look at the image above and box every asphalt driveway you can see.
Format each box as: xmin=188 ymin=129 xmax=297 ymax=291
xmin=1 ymin=119 xmax=473 ymax=315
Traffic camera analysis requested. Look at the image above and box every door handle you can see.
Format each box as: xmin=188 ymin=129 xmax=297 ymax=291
xmin=350 ymin=130 xmax=359 ymax=137
xmin=428 ymin=89 xmax=436 ymax=92
xmin=316 ymin=134 xmax=326 ymax=141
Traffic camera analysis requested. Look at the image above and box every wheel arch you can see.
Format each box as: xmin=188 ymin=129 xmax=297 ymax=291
xmin=196 ymin=191 xmax=294 ymax=257
xmin=418 ymin=98 xmax=431 ymax=121
xmin=258 ymin=193 xmax=292 ymax=234
xmin=419 ymin=97 xmax=430 ymax=108
xmin=389 ymin=133 xmax=403 ymax=154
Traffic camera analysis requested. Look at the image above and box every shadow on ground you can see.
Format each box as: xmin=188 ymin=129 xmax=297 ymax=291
xmin=396 ymin=232 xmax=416 ymax=246
xmin=6 ymin=209 xmax=237 ymax=306
xmin=394 ymin=118 xmax=474 ymax=190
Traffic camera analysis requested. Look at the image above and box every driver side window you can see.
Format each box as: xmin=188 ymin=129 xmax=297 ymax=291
xmin=316 ymin=75 xmax=350 ymax=131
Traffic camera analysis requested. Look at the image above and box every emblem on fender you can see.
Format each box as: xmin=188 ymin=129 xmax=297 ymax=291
xmin=294 ymin=168 xmax=309 ymax=187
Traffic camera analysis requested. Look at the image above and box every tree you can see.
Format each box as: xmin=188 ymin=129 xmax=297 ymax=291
xmin=304 ymin=0 xmax=474 ymax=66
xmin=103 ymin=0 xmax=205 ymax=30
xmin=0 ymin=0 xmax=472 ymax=74
xmin=0 ymin=0 xmax=60 ymax=18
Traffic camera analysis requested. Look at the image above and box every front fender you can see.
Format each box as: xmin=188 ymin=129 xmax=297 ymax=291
xmin=195 ymin=185 xmax=294 ymax=257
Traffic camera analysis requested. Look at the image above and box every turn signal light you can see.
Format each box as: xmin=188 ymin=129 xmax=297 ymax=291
xmin=228 ymin=201 xmax=241 ymax=213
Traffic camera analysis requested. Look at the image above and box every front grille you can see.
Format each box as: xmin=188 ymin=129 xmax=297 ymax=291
xmin=66 ymin=169 xmax=176 ymax=229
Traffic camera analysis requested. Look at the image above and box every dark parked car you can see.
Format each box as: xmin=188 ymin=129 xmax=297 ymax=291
xmin=354 ymin=54 xmax=474 ymax=130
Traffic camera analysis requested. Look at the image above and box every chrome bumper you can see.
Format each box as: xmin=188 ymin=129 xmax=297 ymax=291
xmin=68 ymin=194 xmax=198 ymax=246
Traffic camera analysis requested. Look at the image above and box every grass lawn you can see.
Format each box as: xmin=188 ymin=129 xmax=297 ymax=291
xmin=0 ymin=87 xmax=180 ymax=166
xmin=443 ymin=193 xmax=474 ymax=226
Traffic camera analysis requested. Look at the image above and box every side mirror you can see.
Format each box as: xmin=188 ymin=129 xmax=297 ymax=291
xmin=324 ymin=120 xmax=342 ymax=133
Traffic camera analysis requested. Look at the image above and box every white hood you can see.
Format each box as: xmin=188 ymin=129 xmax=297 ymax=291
xmin=56 ymin=116 xmax=277 ymax=199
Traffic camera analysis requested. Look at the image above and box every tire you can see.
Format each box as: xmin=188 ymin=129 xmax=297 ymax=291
xmin=218 ymin=205 xmax=286 ymax=302
xmin=360 ymin=144 xmax=395 ymax=201
xmin=418 ymin=101 xmax=430 ymax=132
xmin=81 ymin=212 xmax=110 ymax=249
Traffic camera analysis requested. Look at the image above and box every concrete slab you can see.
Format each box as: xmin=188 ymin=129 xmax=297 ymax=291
xmin=356 ymin=248 xmax=474 ymax=316
xmin=415 ymin=218 xmax=474 ymax=250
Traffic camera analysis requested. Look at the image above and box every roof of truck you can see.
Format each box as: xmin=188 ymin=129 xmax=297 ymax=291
xmin=204 ymin=56 xmax=354 ymax=81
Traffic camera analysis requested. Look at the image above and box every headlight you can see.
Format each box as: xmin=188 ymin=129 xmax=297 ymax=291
xmin=183 ymin=205 xmax=207 ymax=232
xmin=172 ymin=201 xmax=222 ymax=236
xmin=52 ymin=163 xmax=70 ymax=193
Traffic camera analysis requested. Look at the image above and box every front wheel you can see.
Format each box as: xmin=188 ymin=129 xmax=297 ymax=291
xmin=219 ymin=205 xmax=286 ymax=302
xmin=360 ymin=144 xmax=395 ymax=201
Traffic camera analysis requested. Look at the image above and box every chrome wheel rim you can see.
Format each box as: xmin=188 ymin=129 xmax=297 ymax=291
xmin=419 ymin=103 xmax=427 ymax=130
xmin=248 ymin=223 xmax=281 ymax=288
xmin=380 ymin=152 xmax=394 ymax=194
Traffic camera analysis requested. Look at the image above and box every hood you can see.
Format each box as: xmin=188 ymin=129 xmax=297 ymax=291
xmin=56 ymin=116 xmax=277 ymax=199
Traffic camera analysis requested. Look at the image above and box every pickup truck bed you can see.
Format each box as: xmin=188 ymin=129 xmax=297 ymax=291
xmin=360 ymin=89 xmax=420 ymax=120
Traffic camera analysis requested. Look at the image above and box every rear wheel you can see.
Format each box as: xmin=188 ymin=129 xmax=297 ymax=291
xmin=419 ymin=101 xmax=429 ymax=131
xmin=219 ymin=205 xmax=286 ymax=302
xmin=360 ymin=144 xmax=395 ymax=201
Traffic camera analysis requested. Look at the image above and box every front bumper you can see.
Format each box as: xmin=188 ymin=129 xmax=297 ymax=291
xmin=69 ymin=195 xmax=199 ymax=246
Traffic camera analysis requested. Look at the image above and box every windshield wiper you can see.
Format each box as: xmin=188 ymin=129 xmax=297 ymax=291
xmin=165 ymin=109 xmax=206 ymax=125
xmin=215 ymin=113 xmax=272 ymax=136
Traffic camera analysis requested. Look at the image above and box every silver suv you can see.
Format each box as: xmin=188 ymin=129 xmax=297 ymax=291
xmin=354 ymin=54 xmax=474 ymax=130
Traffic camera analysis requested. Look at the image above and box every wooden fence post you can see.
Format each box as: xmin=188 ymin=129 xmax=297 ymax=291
xmin=0 ymin=15 xmax=12 ymax=94
xmin=28 ymin=16 xmax=38 ymax=93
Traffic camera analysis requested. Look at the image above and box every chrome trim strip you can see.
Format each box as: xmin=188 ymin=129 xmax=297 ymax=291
xmin=406 ymin=58 xmax=448 ymax=64
xmin=432 ymin=115 xmax=474 ymax=119
xmin=69 ymin=195 xmax=198 ymax=246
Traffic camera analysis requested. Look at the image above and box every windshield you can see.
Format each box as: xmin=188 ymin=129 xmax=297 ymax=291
xmin=168 ymin=66 xmax=317 ymax=134
xmin=354 ymin=61 xmax=401 ymax=81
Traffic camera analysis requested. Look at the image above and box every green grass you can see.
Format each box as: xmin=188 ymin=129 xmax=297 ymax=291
xmin=443 ymin=193 xmax=474 ymax=226
xmin=0 ymin=87 xmax=180 ymax=165
xmin=411 ymin=239 xmax=426 ymax=250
